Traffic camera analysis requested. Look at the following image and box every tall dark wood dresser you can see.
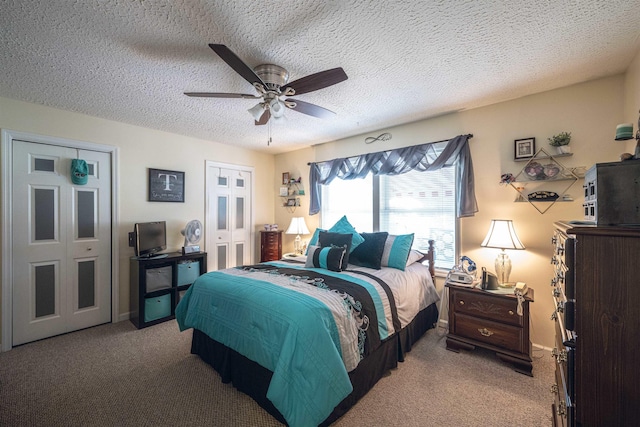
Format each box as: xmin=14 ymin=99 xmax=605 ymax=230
xmin=260 ymin=230 xmax=283 ymax=262
xmin=551 ymin=222 xmax=640 ymax=426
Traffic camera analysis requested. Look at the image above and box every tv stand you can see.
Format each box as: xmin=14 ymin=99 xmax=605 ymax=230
xmin=138 ymin=253 xmax=169 ymax=260
xmin=129 ymin=252 xmax=207 ymax=328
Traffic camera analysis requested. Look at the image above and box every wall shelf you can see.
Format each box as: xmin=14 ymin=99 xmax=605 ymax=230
xmin=514 ymin=152 xmax=573 ymax=162
xmin=510 ymin=148 xmax=578 ymax=214
xmin=279 ymin=178 xmax=304 ymax=213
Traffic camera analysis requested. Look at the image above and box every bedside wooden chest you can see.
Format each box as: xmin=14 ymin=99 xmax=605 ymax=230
xmin=260 ymin=230 xmax=283 ymax=262
xmin=446 ymin=284 xmax=534 ymax=376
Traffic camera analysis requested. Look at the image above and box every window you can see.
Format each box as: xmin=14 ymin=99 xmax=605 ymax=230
xmin=321 ymin=167 xmax=457 ymax=270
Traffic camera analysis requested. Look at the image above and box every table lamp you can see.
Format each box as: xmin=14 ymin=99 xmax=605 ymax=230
xmin=285 ymin=217 xmax=310 ymax=255
xmin=480 ymin=219 xmax=525 ymax=286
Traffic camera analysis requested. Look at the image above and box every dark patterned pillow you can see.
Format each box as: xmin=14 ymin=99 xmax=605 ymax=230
xmin=305 ymin=245 xmax=348 ymax=272
xmin=349 ymin=232 xmax=389 ymax=269
xmin=318 ymin=231 xmax=352 ymax=270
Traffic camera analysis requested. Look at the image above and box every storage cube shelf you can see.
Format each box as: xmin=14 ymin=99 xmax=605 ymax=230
xmin=130 ymin=252 xmax=207 ymax=328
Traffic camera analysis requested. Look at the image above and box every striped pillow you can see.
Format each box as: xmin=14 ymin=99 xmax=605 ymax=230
xmin=381 ymin=233 xmax=415 ymax=271
xmin=305 ymin=245 xmax=348 ymax=272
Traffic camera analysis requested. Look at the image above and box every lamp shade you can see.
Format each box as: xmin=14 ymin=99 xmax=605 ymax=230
xmin=285 ymin=217 xmax=310 ymax=235
xmin=481 ymin=219 xmax=525 ymax=250
xmin=248 ymin=103 xmax=265 ymax=121
xmin=269 ymin=98 xmax=286 ymax=118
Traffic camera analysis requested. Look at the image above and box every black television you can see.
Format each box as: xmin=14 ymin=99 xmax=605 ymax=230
xmin=133 ymin=221 xmax=167 ymax=258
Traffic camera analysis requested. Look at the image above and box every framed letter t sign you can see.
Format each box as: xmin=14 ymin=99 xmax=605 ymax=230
xmin=148 ymin=168 xmax=185 ymax=202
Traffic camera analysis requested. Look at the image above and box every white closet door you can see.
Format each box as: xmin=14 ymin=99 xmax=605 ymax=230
xmin=206 ymin=164 xmax=253 ymax=270
xmin=12 ymin=141 xmax=112 ymax=346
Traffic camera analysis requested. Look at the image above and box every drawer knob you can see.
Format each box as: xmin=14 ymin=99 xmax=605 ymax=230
xmin=478 ymin=328 xmax=494 ymax=337
xmin=459 ymin=300 xmax=465 ymax=305
xmin=508 ymin=310 xmax=514 ymax=315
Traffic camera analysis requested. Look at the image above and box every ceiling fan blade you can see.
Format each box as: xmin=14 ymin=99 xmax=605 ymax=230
xmin=286 ymin=99 xmax=336 ymax=119
xmin=280 ymin=67 xmax=347 ymax=96
xmin=209 ymin=44 xmax=265 ymax=88
xmin=255 ymin=108 xmax=271 ymax=125
xmin=184 ymin=92 xmax=259 ymax=99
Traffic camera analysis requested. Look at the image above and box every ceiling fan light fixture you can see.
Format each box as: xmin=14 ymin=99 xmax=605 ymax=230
xmin=269 ymin=98 xmax=286 ymax=118
xmin=248 ymin=103 xmax=265 ymax=121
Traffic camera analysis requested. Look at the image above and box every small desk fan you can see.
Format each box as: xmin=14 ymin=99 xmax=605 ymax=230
xmin=181 ymin=219 xmax=202 ymax=255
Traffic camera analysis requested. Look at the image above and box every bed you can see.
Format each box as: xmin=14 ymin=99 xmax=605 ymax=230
xmin=176 ymin=235 xmax=439 ymax=427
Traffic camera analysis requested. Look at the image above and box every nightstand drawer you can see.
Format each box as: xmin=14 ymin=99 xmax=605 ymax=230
xmin=452 ymin=312 xmax=524 ymax=353
xmin=450 ymin=288 xmax=524 ymax=327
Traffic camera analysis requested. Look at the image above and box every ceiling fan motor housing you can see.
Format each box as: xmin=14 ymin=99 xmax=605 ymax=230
xmin=254 ymin=64 xmax=289 ymax=91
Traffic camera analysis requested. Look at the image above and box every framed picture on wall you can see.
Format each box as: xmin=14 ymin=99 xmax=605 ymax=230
xmin=514 ymin=138 xmax=536 ymax=160
xmin=148 ymin=168 xmax=185 ymax=202
xmin=282 ymin=172 xmax=290 ymax=185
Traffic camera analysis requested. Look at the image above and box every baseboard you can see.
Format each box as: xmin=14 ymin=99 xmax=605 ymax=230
xmin=532 ymin=343 xmax=552 ymax=352
xmin=117 ymin=312 xmax=131 ymax=322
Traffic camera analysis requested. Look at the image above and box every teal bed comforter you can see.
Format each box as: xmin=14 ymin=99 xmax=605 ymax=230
xmin=176 ymin=260 xmax=399 ymax=427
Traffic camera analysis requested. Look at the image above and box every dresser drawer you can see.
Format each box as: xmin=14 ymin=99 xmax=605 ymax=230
xmin=262 ymin=233 xmax=279 ymax=244
xmin=450 ymin=288 xmax=524 ymax=327
xmin=452 ymin=312 xmax=524 ymax=353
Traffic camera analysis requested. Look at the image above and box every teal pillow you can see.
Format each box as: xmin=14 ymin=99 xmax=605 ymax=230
xmin=381 ymin=233 xmax=414 ymax=271
xmin=305 ymin=228 xmax=325 ymax=255
xmin=305 ymin=245 xmax=348 ymax=272
xmin=328 ymin=216 xmax=365 ymax=253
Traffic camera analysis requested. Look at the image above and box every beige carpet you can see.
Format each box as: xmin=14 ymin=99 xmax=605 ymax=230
xmin=0 ymin=320 xmax=553 ymax=426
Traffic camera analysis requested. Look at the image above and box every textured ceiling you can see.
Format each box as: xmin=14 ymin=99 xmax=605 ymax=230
xmin=2 ymin=1 xmax=640 ymax=154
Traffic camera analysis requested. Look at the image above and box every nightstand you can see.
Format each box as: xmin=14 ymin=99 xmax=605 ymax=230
xmin=445 ymin=283 xmax=534 ymax=376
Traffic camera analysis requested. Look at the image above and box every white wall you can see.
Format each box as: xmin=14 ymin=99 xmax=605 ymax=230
xmin=624 ymin=49 xmax=640 ymax=153
xmin=0 ymin=96 xmax=275 ymax=347
xmin=276 ymin=74 xmax=627 ymax=349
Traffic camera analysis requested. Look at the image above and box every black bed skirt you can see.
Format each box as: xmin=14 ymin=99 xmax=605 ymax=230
xmin=190 ymin=303 xmax=439 ymax=426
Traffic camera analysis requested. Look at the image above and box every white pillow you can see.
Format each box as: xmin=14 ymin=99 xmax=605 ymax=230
xmin=405 ymin=250 xmax=424 ymax=267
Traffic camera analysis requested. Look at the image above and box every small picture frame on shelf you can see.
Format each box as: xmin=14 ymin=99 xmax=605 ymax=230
xmin=514 ymin=138 xmax=535 ymax=160
xmin=279 ymin=186 xmax=289 ymax=196
xmin=282 ymin=172 xmax=290 ymax=185
xmin=286 ymin=198 xmax=297 ymax=207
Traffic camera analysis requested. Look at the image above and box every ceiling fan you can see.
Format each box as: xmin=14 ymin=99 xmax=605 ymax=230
xmin=185 ymin=44 xmax=348 ymax=125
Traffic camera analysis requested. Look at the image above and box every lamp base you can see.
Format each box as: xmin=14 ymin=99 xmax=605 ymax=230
xmin=294 ymin=235 xmax=302 ymax=255
xmin=498 ymin=282 xmax=516 ymax=288
xmin=495 ymin=250 xmax=512 ymax=285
